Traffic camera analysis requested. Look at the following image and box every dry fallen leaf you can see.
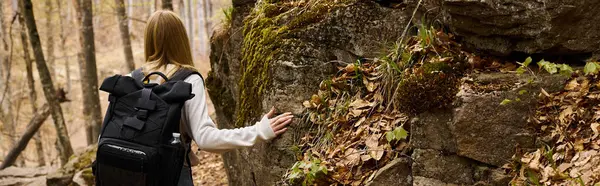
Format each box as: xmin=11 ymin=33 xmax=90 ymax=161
xmin=540 ymin=88 xmax=551 ymax=98
xmin=565 ymin=79 xmax=580 ymax=91
xmin=344 ymin=148 xmax=361 ymax=166
xmin=344 ymin=64 xmax=356 ymax=73
xmin=349 ymin=99 xmax=371 ymax=109
xmin=366 ymin=82 xmax=378 ymax=92
xmin=559 ymin=106 xmax=574 ymax=123
xmin=592 ymin=123 xmax=600 ymax=139
xmin=528 ymin=149 xmax=542 ymax=170
xmin=349 ymin=109 xmax=364 ymax=118
xmin=365 ymin=135 xmax=379 ymax=150
xmin=354 ymin=117 xmax=366 ymax=127
xmin=303 ymin=100 xmax=313 ymax=108
xmin=557 ymin=163 xmax=572 ymax=173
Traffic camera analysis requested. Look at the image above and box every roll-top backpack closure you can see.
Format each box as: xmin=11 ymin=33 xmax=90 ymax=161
xmin=99 ymin=75 xmax=195 ymax=103
xmin=99 ymin=70 xmax=196 ymax=132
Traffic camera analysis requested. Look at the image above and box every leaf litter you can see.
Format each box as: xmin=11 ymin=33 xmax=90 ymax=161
xmin=508 ymin=74 xmax=600 ymax=186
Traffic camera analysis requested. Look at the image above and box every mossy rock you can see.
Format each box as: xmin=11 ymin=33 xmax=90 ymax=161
xmin=46 ymin=145 xmax=97 ymax=186
xmin=80 ymin=168 xmax=95 ymax=186
xmin=235 ymin=0 xmax=354 ymax=127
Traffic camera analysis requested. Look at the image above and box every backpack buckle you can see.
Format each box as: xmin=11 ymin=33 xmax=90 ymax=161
xmin=124 ymin=116 xmax=145 ymax=131
xmin=137 ymin=109 xmax=149 ymax=120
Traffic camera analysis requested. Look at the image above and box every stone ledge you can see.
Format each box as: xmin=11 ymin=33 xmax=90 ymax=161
xmin=412 ymin=149 xmax=474 ymax=185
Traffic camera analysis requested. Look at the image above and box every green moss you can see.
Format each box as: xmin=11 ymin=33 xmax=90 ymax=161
xmin=81 ymin=168 xmax=95 ymax=185
xmin=73 ymin=147 xmax=96 ymax=171
xmin=235 ymin=0 xmax=349 ymax=127
xmin=422 ymin=61 xmax=452 ymax=73
xmin=236 ymin=10 xmax=281 ymax=127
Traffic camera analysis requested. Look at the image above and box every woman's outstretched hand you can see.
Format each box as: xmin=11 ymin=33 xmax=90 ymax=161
xmin=265 ymin=107 xmax=293 ymax=136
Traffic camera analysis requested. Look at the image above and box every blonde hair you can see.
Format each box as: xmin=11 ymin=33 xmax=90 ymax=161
xmin=143 ymin=10 xmax=196 ymax=77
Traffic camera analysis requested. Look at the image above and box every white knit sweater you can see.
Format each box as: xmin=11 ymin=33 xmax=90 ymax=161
xmin=178 ymin=74 xmax=275 ymax=153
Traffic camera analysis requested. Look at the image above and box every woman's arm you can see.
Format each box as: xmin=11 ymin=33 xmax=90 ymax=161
xmin=184 ymin=75 xmax=292 ymax=153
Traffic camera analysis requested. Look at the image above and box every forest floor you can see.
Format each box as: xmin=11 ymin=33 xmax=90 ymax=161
xmin=192 ymin=151 xmax=229 ymax=186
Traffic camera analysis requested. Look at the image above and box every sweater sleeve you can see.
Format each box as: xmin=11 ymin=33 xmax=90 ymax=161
xmin=183 ymin=75 xmax=276 ymax=153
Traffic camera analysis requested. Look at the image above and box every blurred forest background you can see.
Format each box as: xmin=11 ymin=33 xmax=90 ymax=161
xmin=0 ymin=0 xmax=229 ymax=185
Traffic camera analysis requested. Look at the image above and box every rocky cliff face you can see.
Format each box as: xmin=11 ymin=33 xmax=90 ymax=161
xmin=408 ymin=0 xmax=600 ymax=57
xmin=207 ymin=0 xmax=588 ymax=185
xmin=208 ymin=1 xmax=408 ymax=185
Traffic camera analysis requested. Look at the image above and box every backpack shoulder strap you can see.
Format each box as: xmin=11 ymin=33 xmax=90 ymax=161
xmin=169 ymin=68 xmax=203 ymax=82
xmin=131 ymin=68 xmax=145 ymax=82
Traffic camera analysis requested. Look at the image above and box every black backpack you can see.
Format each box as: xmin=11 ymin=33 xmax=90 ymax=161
xmin=93 ymin=68 xmax=199 ymax=186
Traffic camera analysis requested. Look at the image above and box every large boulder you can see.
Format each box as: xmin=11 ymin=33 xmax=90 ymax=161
xmin=452 ymin=73 xmax=566 ymax=166
xmin=411 ymin=73 xmax=566 ymax=168
xmin=408 ymin=0 xmax=600 ymax=56
xmin=207 ymin=1 xmax=408 ymax=185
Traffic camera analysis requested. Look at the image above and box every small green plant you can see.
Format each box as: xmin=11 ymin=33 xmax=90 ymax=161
xmin=537 ymin=59 xmax=573 ymax=76
xmin=385 ymin=126 xmax=408 ymax=142
xmin=221 ymin=6 xmax=234 ymax=26
xmin=527 ymin=169 xmax=541 ymax=186
xmin=500 ymin=99 xmax=513 ymax=105
xmin=286 ymin=156 xmax=328 ymax=186
xmin=417 ymin=24 xmax=434 ymax=49
xmin=516 ymin=57 xmax=573 ymax=77
xmin=584 ymin=61 xmax=600 ymax=75
xmin=502 ymin=57 xmax=574 ymax=105
xmin=519 ymin=90 xmax=528 ymax=95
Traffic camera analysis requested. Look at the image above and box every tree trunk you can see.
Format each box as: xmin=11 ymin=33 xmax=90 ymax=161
xmin=93 ymin=0 xmax=100 ymax=26
xmin=73 ymin=0 xmax=103 ymax=145
xmin=148 ymin=0 xmax=154 ymax=18
xmin=45 ymin=0 xmax=55 ymax=78
xmin=127 ymin=0 xmax=133 ymax=28
xmin=17 ymin=6 xmax=46 ymax=167
xmin=57 ymin=0 xmax=71 ymax=92
xmin=179 ymin=0 xmax=185 ymax=20
xmin=196 ymin=0 xmax=204 ymax=54
xmin=162 ymin=0 xmax=173 ymax=10
xmin=20 ymin=0 xmax=74 ymax=165
xmin=0 ymin=0 xmax=17 ymax=161
xmin=200 ymin=0 xmax=210 ymax=56
xmin=154 ymin=0 xmax=158 ymax=14
xmin=0 ymin=90 xmax=67 ymax=170
xmin=72 ymin=0 xmax=91 ymax=144
xmin=115 ymin=0 xmax=135 ymax=72
xmin=207 ymin=0 xmax=212 ymax=18
xmin=186 ymin=0 xmax=193 ymax=54
xmin=202 ymin=0 xmax=210 ymax=39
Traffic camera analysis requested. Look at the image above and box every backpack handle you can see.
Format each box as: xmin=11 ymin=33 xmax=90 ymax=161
xmin=142 ymin=72 xmax=169 ymax=83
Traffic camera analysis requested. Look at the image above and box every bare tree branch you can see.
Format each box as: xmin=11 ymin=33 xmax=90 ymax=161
xmin=0 ymin=89 xmax=68 ymax=170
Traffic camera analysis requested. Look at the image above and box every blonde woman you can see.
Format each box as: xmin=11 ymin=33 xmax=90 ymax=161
xmin=140 ymin=10 xmax=293 ymax=185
